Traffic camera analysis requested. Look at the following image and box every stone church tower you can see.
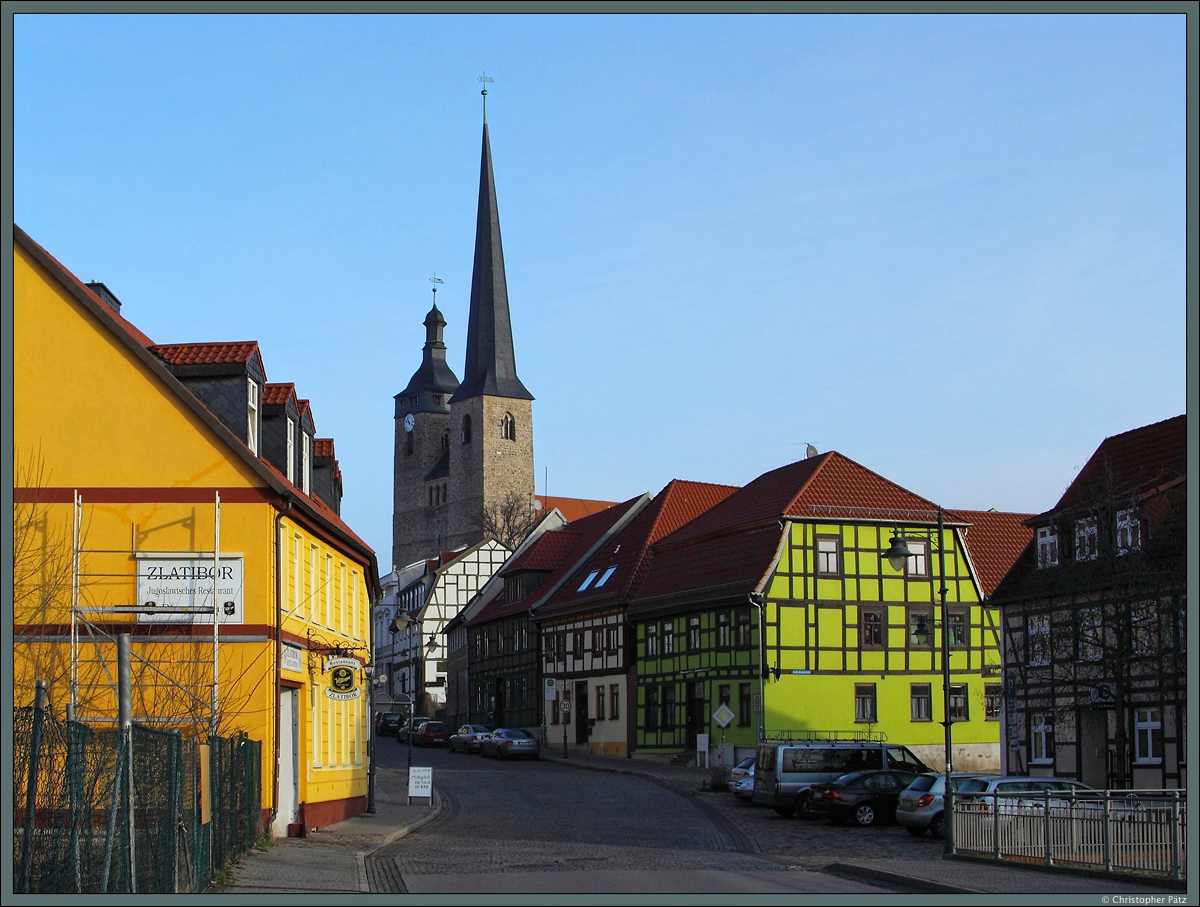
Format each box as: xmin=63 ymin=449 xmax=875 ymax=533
xmin=392 ymin=101 xmax=535 ymax=571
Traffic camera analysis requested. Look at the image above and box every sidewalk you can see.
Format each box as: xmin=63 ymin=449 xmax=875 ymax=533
xmin=220 ymin=750 xmax=1186 ymax=895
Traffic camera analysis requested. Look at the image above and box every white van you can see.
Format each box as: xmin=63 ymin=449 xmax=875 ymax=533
xmin=753 ymin=739 xmax=930 ymax=818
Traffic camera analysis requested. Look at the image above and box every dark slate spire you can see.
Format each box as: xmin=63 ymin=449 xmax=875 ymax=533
xmin=397 ymin=299 xmax=460 ymax=405
xmin=449 ymin=109 xmax=534 ymax=402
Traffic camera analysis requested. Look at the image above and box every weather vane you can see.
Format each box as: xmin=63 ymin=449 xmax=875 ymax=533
xmin=430 ymin=273 xmax=444 ymax=302
xmin=478 ymin=72 xmax=494 ymax=122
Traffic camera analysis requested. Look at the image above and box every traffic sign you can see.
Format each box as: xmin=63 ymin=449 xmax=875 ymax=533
xmin=559 ymin=699 xmax=572 ymax=713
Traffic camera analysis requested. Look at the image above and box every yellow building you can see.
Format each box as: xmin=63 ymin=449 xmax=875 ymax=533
xmin=13 ymin=226 xmax=380 ymax=836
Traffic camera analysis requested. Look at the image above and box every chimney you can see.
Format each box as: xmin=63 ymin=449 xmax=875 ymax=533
xmin=86 ymin=281 xmax=123 ymax=314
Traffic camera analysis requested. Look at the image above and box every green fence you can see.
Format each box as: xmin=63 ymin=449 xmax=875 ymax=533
xmin=13 ymin=702 xmax=263 ymax=894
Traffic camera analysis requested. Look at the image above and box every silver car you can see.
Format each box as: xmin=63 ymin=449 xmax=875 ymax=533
xmin=895 ymin=772 xmax=998 ymax=838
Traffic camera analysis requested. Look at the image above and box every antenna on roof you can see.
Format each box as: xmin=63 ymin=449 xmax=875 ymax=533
xmin=429 ymin=273 xmax=444 ymax=304
xmin=478 ymin=72 xmax=494 ymax=122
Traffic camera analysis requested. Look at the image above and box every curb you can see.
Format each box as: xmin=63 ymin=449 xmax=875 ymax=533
xmin=355 ymin=790 xmax=446 ymax=892
xmin=826 ymin=862 xmax=980 ymax=894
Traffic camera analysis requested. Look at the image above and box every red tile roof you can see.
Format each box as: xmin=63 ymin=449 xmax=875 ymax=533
xmin=470 ymin=496 xmax=644 ymax=625
xmin=535 ymin=479 xmax=737 ymax=619
xmin=1052 ymin=415 xmax=1186 ymax=514
xmin=506 ymin=529 xmax=582 ymax=573
xmin=314 ymin=438 xmax=335 ymax=458
xmin=263 ymin=382 xmax=296 ymax=406
xmin=945 ymin=509 xmax=1035 ymax=597
xmin=149 ymin=341 xmax=263 ymax=369
xmin=534 ymin=495 xmax=618 ymax=522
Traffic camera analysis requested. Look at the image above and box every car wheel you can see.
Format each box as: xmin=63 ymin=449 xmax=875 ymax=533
xmin=774 ymin=802 xmax=796 ymax=818
xmin=930 ymin=813 xmax=945 ymax=839
xmin=797 ymin=794 xmax=819 ymax=820
xmin=853 ymin=803 xmax=877 ymax=827
xmin=905 ymin=825 xmax=926 ymax=837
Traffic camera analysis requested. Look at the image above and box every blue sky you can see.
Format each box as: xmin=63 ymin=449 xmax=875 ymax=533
xmin=11 ymin=12 xmax=1189 ymax=565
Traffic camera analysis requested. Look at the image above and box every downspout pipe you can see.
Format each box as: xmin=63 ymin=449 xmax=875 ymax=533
xmin=749 ymin=592 xmax=765 ymax=744
xmin=271 ymin=493 xmax=294 ymax=829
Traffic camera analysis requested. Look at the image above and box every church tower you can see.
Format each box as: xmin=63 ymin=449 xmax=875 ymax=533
xmin=392 ymin=91 xmax=534 ymax=571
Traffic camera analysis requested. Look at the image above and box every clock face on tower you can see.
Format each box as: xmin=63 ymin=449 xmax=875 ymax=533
xmin=404 ymin=413 xmax=415 ymax=433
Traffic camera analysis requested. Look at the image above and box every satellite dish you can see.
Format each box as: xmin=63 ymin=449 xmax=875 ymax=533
xmin=805 ymin=443 xmax=818 ymax=459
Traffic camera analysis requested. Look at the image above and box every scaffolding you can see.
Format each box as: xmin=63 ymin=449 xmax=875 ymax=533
xmin=68 ymin=491 xmax=229 ymax=738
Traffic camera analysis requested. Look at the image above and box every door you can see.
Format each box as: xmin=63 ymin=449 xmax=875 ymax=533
xmin=575 ymin=680 xmax=589 ymax=745
xmin=493 ymin=676 xmax=507 ymax=728
xmin=686 ymin=681 xmax=706 ymax=750
xmin=271 ymin=687 xmax=298 ymax=838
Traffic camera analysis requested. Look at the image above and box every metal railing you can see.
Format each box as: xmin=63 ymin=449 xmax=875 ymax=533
xmin=952 ymin=789 xmax=1186 ymax=882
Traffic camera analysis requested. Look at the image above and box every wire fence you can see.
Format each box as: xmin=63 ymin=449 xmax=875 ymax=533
xmin=13 ymin=699 xmax=263 ymax=893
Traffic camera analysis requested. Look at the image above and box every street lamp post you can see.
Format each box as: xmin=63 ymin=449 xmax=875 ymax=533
xmin=389 ymin=612 xmax=439 ymax=745
xmin=883 ymin=505 xmax=954 ymax=855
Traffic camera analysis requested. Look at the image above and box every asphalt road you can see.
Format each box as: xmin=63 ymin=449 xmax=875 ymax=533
xmin=369 ymin=742 xmax=921 ymax=894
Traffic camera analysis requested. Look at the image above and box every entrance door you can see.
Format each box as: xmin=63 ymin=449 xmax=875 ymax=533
xmin=493 ymin=676 xmax=507 ymax=728
xmin=575 ymin=680 xmax=590 ymax=745
xmin=686 ymin=681 xmax=706 ymax=750
xmin=271 ymin=688 xmax=298 ymax=837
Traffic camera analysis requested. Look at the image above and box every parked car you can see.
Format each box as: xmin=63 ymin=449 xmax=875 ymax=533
xmin=731 ymin=774 xmax=756 ymax=802
xmin=895 ymin=772 xmax=999 ymax=838
xmin=480 ymin=727 xmax=540 ymax=760
xmin=730 ymin=756 xmax=755 ymax=784
xmin=399 ymin=715 xmax=432 ymax=744
xmin=955 ymin=776 xmax=1100 ymax=818
xmin=374 ymin=711 xmax=403 ymax=738
xmin=449 ymin=724 xmax=492 ymax=753
xmin=808 ymin=769 xmax=920 ymax=827
xmin=413 ymin=720 xmax=451 ymax=747
xmin=753 ymin=740 xmax=930 ymax=818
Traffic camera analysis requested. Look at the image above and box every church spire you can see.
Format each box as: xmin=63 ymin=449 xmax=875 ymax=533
xmin=450 ymin=89 xmax=533 ymax=403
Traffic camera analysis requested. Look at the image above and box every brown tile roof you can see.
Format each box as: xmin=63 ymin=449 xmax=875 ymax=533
xmin=262 ymin=382 xmax=296 ymax=406
xmin=149 ymin=341 xmax=263 ymax=369
xmin=1051 ymin=414 xmax=1186 ymax=515
xmin=535 ymin=479 xmax=738 ymax=619
xmin=314 ymin=438 xmax=335 ymax=458
xmin=505 ymin=529 xmax=582 ymax=573
xmin=945 ymin=509 xmax=1035 ymax=598
xmin=534 ymin=495 xmax=619 ymax=522
xmin=470 ymin=496 xmax=645 ymax=625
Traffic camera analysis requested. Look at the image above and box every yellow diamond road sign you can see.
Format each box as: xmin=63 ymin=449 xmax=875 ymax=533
xmin=712 ymin=704 xmax=735 ymax=728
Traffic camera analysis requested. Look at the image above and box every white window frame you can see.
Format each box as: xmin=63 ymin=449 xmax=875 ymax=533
xmin=302 ymin=432 xmax=312 ymax=495
xmin=904 ymin=538 xmax=929 ymax=577
xmin=1031 ymin=713 xmax=1054 ymax=764
xmin=1028 ymin=614 xmax=1051 ymax=667
xmin=247 ymin=379 xmax=261 ymax=455
xmin=1075 ymin=517 xmax=1098 ymax=562
xmin=1116 ymin=508 xmax=1141 ymax=555
xmin=1135 ymin=708 xmax=1162 ymax=764
xmin=1078 ymin=607 xmax=1103 ymax=661
xmin=1036 ymin=526 xmax=1059 ymax=568
xmin=816 ymin=536 xmax=840 ymax=575
xmin=286 ymin=416 xmax=296 ymax=483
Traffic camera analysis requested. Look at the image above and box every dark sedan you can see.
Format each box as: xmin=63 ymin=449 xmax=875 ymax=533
xmin=808 ymin=770 xmax=920 ymax=827
xmin=479 ymin=728 xmax=540 ymax=760
xmin=374 ymin=711 xmax=403 ymax=738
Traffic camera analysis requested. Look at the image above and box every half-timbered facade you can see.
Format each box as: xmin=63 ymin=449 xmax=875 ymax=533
xmin=388 ymin=540 xmax=510 ymax=717
xmin=628 ymin=453 xmax=1031 ymax=771
xmin=992 ymin=415 xmax=1187 ymax=789
xmin=533 ymin=481 xmax=735 ymax=757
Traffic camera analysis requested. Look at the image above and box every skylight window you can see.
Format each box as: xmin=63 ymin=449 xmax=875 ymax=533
xmin=577 ymin=571 xmax=599 ymax=592
xmin=595 ymin=566 xmax=618 ymax=587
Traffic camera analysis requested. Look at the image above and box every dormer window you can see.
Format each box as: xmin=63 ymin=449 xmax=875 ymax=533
xmin=1036 ymin=526 xmax=1058 ymax=568
xmin=247 ymin=379 xmax=261 ymax=455
xmin=501 ymin=412 xmax=516 ymax=441
xmin=301 ymin=432 xmax=312 ymax=495
xmin=1116 ymin=509 xmax=1141 ymax=555
xmin=286 ymin=416 xmax=296 ymax=483
xmin=1075 ymin=517 xmax=1098 ymax=562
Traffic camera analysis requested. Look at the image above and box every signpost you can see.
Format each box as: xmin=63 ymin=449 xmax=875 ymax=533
xmin=407 ymin=766 xmax=432 ymax=805
xmin=560 ymin=698 xmax=571 ymax=759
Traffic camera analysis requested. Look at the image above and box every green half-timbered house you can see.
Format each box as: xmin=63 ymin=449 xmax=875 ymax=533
xmin=627 ymin=452 xmax=1032 ymax=771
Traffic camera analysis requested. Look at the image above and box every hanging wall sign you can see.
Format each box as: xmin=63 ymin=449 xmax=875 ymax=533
xmin=323 ymin=657 xmax=362 ymax=701
xmin=135 ymin=553 xmax=244 ymax=624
